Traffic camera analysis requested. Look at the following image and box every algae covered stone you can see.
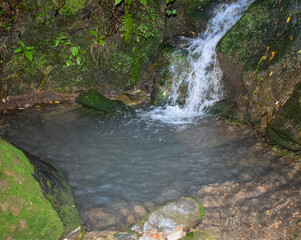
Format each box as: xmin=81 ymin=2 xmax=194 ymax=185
xmin=0 ymin=139 xmax=64 ymax=239
xmin=78 ymin=89 xmax=128 ymax=113
xmin=180 ymin=229 xmax=221 ymax=240
xmin=131 ymin=197 xmax=205 ymax=233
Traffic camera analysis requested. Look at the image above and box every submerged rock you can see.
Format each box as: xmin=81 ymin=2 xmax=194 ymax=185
xmin=0 ymin=138 xmax=81 ymax=239
xmin=78 ymin=89 xmax=128 ymax=113
xmin=131 ymin=197 xmax=205 ymax=233
xmin=105 ymin=231 xmax=139 ymax=240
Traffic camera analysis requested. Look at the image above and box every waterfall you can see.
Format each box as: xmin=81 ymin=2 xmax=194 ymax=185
xmin=142 ymin=0 xmax=254 ymax=124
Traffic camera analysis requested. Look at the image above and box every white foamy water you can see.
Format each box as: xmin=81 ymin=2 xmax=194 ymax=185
xmin=142 ymin=0 xmax=253 ymax=124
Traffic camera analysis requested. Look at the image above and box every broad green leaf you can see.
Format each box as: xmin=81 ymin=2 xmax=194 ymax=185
xmin=298 ymin=50 xmax=301 ymax=54
xmin=125 ymin=0 xmax=131 ymax=4
xmin=140 ymin=0 xmax=146 ymax=5
xmin=61 ymin=36 xmax=68 ymax=40
xmin=19 ymin=40 xmax=25 ymax=48
xmin=55 ymin=38 xmax=61 ymax=47
xmin=115 ymin=0 xmax=123 ymax=5
xmin=99 ymin=35 xmax=105 ymax=40
xmin=166 ymin=9 xmax=171 ymax=16
xmin=66 ymin=60 xmax=73 ymax=67
xmin=76 ymin=56 xmax=81 ymax=65
xmin=24 ymin=50 xmax=33 ymax=62
xmin=65 ymin=42 xmax=72 ymax=45
xmin=14 ymin=48 xmax=23 ymax=54
xmin=172 ymin=9 xmax=177 ymax=14
xmin=93 ymin=39 xmax=98 ymax=44
xmin=25 ymin=46 xmax=35 ymax=51
xmin=99 ymin=40 xmax=104 ymax=46
xmin=89 ymin=30 xmax=97 ymax=37
xmin=70 ymin=46 xmax=79 ymax=57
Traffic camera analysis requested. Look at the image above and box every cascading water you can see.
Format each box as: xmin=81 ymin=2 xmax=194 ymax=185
xmin=143 ymin=0 xmax=254 ymax=124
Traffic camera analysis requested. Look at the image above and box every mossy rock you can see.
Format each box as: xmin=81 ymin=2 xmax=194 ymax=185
xmin=217 ymin=0 xmax=300 ymax=71
xmin=0 ymin=139 xmax=65 ymax=239
xmin=152 ymin=42 xmax=191 ymax=106
xmin=266 ymin=83 xmax=301 ymax=151
xmin=180 ymin=229 xmax=221 ymax=240
xmin=131 ymin=197 xmax=205 ymax=233
xmin=78 ymin=89 xmax=128 ymax=113
xmin=207 ymin=99 xmax=235 ymax=116
xmin=24 ymin=150 xmax=81 ymax=236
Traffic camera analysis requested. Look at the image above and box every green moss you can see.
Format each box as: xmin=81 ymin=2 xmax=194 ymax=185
xmin=52 ymin=0 xmax=87 ymax=16
xmin=217 ymin=0 xmax=271 ymax=70
xmin=78 ymin=89 xmax=128 ymax=113
xmin=152 ymin=88 xmax=169 ymax=106
xmin=198 ymin=202 xmax=205 ymax=219
xmin=0 ymin=139 xmax=64 ymax=239
xmin=207 ymin=99 xmax=234 ymax=116
xmin=217 ymin=0 xmax=298 ymax=71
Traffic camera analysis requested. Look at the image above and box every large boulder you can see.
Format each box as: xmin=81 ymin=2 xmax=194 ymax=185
xmin=131 ymin=197 xmax=205 ymax=233
xmin=0 ymin=138 xmax=81 ymax=239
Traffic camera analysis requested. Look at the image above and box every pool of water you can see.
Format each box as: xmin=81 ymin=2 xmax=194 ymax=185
xmin=0 ymin=105 xmax=275 ymax=231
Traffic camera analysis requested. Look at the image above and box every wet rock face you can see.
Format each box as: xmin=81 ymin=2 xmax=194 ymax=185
xmin=78 ymin=89 xmax=129 ymax=113
xmin=216 ymin=0 xmax=301 ymax=143
xmin=131 ymin=197 xmax=204 ymax=233
xmin=266 ymin=83 xmax=301 ymax=151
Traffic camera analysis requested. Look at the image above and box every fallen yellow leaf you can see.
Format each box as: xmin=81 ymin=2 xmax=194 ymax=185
xmin=49 ymin=101 xmax=53 ymax=104
xmin=289 ymin=35 xmax=293 ymax=40
xmin=18 ymin=107 xmax=24 ymax=110
xmin=298 ymin=50 xmax=301 ymax=54
xmin=270 ymin=71 xmax=273 ymax=76
xmin=35 ymin=106 xmax=40 ymax=108
xmin=54 ymin=100 xmax=60 ymax=104
xmin=286 ymin=17 xmax=290 ymax=23
xmin=2 ymin=99 xmax=5 ymax=103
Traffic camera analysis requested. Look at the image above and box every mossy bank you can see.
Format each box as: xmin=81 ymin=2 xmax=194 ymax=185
xmin=0 ymin=138 xmax=81 ymax=239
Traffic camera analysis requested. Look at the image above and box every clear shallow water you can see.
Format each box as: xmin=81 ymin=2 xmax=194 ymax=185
xmin=0 ymin=105 xmax=275 ymax=230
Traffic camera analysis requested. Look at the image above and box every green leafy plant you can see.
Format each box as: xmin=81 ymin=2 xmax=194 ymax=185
xmin=166 ymin=9 xmax=177 ymax=16
xmin=54 ymin=36 xmax=82 ymax=68
xmin=166 ymin=0 xmax=177 ymax=17
xmin=89 ymin=31 xmax=105 ymax=46
xmin=14 ymin=40 xmax=35 ymax=62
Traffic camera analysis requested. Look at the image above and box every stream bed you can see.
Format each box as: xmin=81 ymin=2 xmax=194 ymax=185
xmin=0 ymin=104 xmax=285 ymax=232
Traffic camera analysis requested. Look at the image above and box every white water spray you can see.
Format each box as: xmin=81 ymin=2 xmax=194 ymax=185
xmin=142 ymin=0 xmax=253 ymax=124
